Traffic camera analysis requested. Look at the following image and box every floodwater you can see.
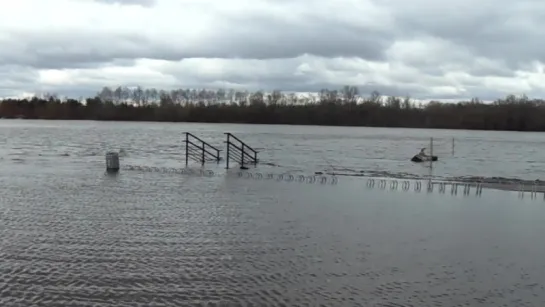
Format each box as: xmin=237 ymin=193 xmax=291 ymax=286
xmin=1 ymin=120 xmax=545 ymax=306
xmin=1 ymin=119 xmax=544 ymax=182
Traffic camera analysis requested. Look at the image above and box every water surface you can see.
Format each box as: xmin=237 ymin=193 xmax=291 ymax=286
xmin=1 ymin=120 xmax=544 ymax=182
xmin=1 ymin=120 xmax=545 ymax=306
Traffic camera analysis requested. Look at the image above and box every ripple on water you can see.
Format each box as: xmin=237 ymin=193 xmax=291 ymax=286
xmin=0 ymin=166 xmax=545 ymax=306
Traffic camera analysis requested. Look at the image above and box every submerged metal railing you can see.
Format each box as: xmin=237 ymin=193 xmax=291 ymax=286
xmin=365 ymin=178 xmax=483 ymax=196
xmin=184 ymin=132 xmax=221 ymax=165
xmin=225 ymin=133 xmax=258 ymax=169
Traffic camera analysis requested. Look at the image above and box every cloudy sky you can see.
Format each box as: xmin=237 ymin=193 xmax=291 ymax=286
xmin=1 ymin=0 xmax=545 ymax=100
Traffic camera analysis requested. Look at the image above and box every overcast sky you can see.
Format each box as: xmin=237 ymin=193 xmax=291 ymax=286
xmin=1 ymin=0 xmax=545 ymax=100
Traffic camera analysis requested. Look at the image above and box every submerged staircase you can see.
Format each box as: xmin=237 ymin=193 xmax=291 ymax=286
xmin=183 ymin=132 xmax=259 ymax=169
xmin=224 ymin=133 xmax=258 ymax=169
xmin=184 ymin=132 xmax=221 ymax=165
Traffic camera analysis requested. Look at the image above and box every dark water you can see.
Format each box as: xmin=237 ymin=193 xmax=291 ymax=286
xmin=1 ymin=167 xmax=545 ymax=306
xmin=1 ymin=120 xmax=545 ymax=306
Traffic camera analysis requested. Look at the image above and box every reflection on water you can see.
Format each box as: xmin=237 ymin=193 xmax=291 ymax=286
xmin=1 ymin=165 xmax=545 ymax=306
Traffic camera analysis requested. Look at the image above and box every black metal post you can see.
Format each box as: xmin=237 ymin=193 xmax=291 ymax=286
xmin=225 ymin=134 xmax=230 ymax=169
xmin=185 ymin=133 xmax=189 ymax=166
xmin=201 ymin=142 xmax=205 ymax=165
xmin=254 ymin=151 xmax=257 ymax=164
xmin=241 ymin=145 xmax=245 ymax=168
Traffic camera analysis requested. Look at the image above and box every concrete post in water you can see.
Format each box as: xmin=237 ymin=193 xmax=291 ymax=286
xmin=105 ymin=151 xmax=120 ymax=173
xmin=452 ymin=138 xmax=455 ymax=156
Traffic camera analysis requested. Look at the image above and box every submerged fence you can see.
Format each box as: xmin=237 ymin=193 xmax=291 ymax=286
xmin=119 ymin=165 xmax=533 ymax=197
xmin=118 ymin=165 xmax=545 ymax=200
xmin=365 ymin=177 xmax=483 ymax=196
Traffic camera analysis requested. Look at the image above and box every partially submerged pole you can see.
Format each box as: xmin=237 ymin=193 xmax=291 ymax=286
xmin=106 ymin=151 xmax=120 ymax=173
xmin=429 ymin=137 xmax=433 ymax=181
xmin=185 ymin=133 xmax=189 ymax=166
xmin=225 ymin=133 xmax=230 ymax=169
xmin=452 ymin=138 xmax=455 ymax=156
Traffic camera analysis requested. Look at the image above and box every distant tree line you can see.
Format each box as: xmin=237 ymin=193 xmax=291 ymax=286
xmin=0 ymin=85 xmax=544 ymax=131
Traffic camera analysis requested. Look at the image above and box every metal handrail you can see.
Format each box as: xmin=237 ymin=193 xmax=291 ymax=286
xmin=225 ymin=133 xmax=258 ymax=155
xmin=184 ymin=132 xmax=221 ymax=165
xmin=224 ymin=132 xmax=258 ymax=169
xmin=227 ymin=142 xmax=255 ymax=161
xmin=185 ymin=132 xmax=221 ymax=152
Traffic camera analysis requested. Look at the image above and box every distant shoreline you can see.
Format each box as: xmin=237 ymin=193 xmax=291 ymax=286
xmin=0 ymin=117 xmax=541 ymax=133
xmin=1 ymin=89 xmax=545 ymax=131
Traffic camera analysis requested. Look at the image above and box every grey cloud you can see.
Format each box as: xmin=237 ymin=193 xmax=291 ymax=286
xmin=0 ymin=31 xmax=148 ymax=69
xmin=389 ymin=0 xmax=545 ymax=69
xmin=92 ymin=0 xmax=156 ymax=7
xmin=0 ymin=9 xmax=396 ymax=70
xmin=206 ymin=14 xmax=394 ymax=61
xmin=0 ymin=66 xmax=40 ymax=96
xmin=467 ymin=65 xmax=514 ymax=78
xmin=2 ymin=0 xmax=545 ymax=100
xmin=0 ymin=66 xmax=38 ymax=84
xmin=161 ymin=61 xmax=432 ymax=97
xmin=419 ymin=61 xmax=515 ymax=78
xmin=5 ymin=0 xmax=538 ymax=74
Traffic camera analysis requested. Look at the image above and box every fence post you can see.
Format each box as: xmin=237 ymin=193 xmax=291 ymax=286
xmin=226 ymin=134 xmax=230 ymax=169
xmin=201 ymin=142 xmax=205 ymax=166
xmin=185 ymin=133 xmax=189 ymax=166
xmin=452 ymin=138 xmax=454 ymax=156
xmin=429 ymin=137 xmax=433 ymax=179
xmin=241 ymin=145 xmax=245 ymax=169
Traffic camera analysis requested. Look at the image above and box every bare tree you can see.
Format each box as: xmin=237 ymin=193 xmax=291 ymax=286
xmin=341 ymin=85 xmax=359 ymax=103
xmin=216 ymin=89 xmax=226 ymax=102
xmin=227 ymin=89 xmax=235 ymax=103
xmin=132 ymin=86 xmax=143 ymax=105
xmin=159 ymin=90 xmax=173 ymax=107
xmin=143 ymin=88 xmax=152 ymax=105
xmin=386 ymin=96 xmax=401 ymax=108
xmin=149 ymin=88 xmax=159 ymax=103
xmin=250 ymin=91 xmax=265 ymax=106
xmin=269 ymin=90 xmax=283 ymax=105
xmin=402 ymin=96 xmax=411 ymax=109
xmin=97 ymin=87 xmax=113 ymax=102
xmin=113 ymin=86 xmax=123 ymax=104
xmin=369 ymin=91 xmax=382 ymax=105
xmin=121 ymin=86 xmax=131 ymax=102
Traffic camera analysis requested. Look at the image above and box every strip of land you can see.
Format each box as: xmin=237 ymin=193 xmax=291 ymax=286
xmin=1 ymin=87 xmax=544 ymax=131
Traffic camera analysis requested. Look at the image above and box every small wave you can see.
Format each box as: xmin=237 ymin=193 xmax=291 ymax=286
xmin=261 ymin=162 xmax=280 ymax=167
xmin=37 ymin=153 xmax=70 ymax=157
xmin=80 ymin=151 xmax=100 ymax=157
